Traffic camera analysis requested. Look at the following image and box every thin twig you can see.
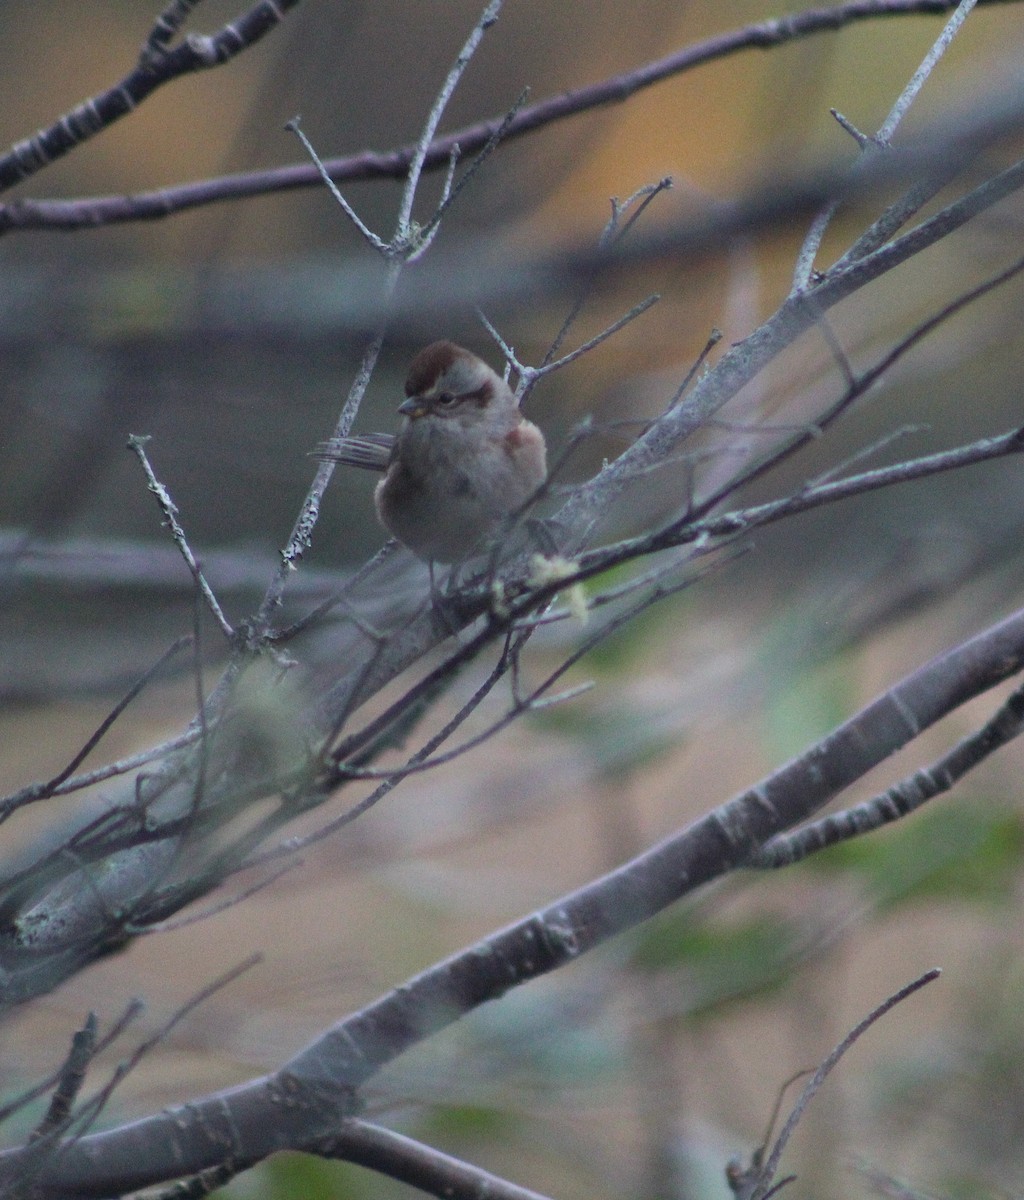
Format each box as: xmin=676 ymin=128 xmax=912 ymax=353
xmin=530 ymin=295 xmax=662 ymax=385
xmin=803 ymin=424 xmax=928 ymax=490
xmin=0 ymin=1000 xmax=143 ymax=1131
xmin=63 ymin=957 xmax=262 ymax=1147
xmin=536 ymin=177 xmax=673 ymax=379
xmin=697 ymin=247 xmax=1024 ymax=520
xmin=92 ymin=999 xmax=147 ymax=1059
xmin=29 ymin=1016 xmax=97 ymax=1142
xmin=326 ymin=549 xmax=717 ymax=785
xmin=249 ymin=639 xmax=522 ymax=865
xmin=269 ymin=541 xmax=398 ymax=643
xmin=580 ymin=424 xmax=1024 ymax=578
xmin=749 ymin=970 xmax=941 ymax=1200
xmin=285 ymin=119 xmax=389 ymax=253
xmin=415 ymin=86 xmax=531 ymax=250
xmin=395 ymin=0 xmax=503 ymax=241
xmin=0 ymin=728 xmax=200 ymax=816
xmin=667 ymin=328 xmax=723 ymax=408
xmin=406 ymin=143 xmax=461 ymax=262
xmin=479 ymin=292 xmax=660 ymax=401
xmin=127 ymin=437 xmax=233 ymax=638
xmin=521 ymin=542 xmax=745 ymax=629
xmin=749 ymin=677 xmax=1024 ymax=867
xmin=0 ymin=636 xmax=191 ymax=821
xmin=129 ymin=861 xmax=299 ymax=934
xmin=791 ymin=0 xmax=979 ymax=290
xmin=263 ymin=328 xmax=396 ymax=615
xmin=877 ymin=0 xmax=978 ymax=143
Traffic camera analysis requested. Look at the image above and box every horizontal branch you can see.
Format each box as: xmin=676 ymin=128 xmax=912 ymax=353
xmin=611 ymin=426 xmax=1024 ymax=569
xmin=0 ymin=0 xmax=1018 ymax=233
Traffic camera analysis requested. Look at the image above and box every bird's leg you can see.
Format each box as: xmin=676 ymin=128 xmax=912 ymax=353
xmin=524 ymin=516 xmax=559 ymax=557
xmin=428 ymin=560 xmax=462 ymax=637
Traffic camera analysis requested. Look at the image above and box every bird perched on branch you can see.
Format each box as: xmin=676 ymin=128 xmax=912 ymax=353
xmin=315 ymin=341 xmax=548 ymax=566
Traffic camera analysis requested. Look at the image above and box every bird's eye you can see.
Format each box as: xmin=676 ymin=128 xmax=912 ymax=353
xmin=435 ymin=391 xmax=457 ymax=406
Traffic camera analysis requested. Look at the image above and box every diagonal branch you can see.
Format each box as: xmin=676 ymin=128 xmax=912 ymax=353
xmin=749 ymin=678 xmax=1024 ymax=867
xmin=0 ymin=0 xmax=301 ymax=194
xmin=318 ymin=1120 xmax=555 ymax=1200
xmin=127 ymin=436 xmax=234 ymax=639
xmin=792 ymin=0 xmax=979 ymax=290
xmin=11 ymin=599 xmax=1024 ymax=1197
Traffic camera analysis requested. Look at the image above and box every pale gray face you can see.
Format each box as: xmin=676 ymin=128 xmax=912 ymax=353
xmin=399 ymin=343 xmax=507 ymax=421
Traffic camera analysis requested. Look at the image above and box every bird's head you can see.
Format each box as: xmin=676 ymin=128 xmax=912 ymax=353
xmin=398 ymin=341 xmax=506 ymax=419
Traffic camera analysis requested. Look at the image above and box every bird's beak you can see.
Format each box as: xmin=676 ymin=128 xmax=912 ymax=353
xmin=398 ymin=396 xmax=426 ymax=418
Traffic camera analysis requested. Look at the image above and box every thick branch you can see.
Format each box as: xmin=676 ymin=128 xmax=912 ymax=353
xmin=11 ymin=601 xmax=1024 ymax=1197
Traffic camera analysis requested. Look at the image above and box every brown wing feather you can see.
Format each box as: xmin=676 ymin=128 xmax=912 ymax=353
xmin=311 ymin=433 xmax=394 ymax=472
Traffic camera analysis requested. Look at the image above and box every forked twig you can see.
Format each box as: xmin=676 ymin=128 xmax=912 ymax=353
xmin=792 ymin=0 xmax=979 ymax=290
xmin=727 ymin=969 xmax=941 ymax=1200
xmin=750 ymin=676 xmax=1024 ymax=867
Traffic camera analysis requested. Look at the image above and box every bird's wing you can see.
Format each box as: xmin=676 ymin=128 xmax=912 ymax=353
xmin=311 ymin=433 xmax=394 ymax=472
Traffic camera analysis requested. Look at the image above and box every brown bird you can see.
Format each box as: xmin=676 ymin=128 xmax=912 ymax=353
xmin=316 ymin=341 xmax=548 ymax=564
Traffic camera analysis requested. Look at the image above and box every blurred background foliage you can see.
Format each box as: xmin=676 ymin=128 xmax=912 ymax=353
xmin=3 ymin=2 xmax=1024 ymax=1198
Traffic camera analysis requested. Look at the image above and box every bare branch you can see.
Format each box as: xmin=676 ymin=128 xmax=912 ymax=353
xmin=0 ymin=1001 xmax=142 ymax=1130
xmin=749 ymin=678 xmax=1024 ymax=867
xmin=1 ymin=1 xmax=1017 ymax=234
xmin=29 ymin=1014 xmax=97 ymax=1142
xmin=571 ymin=425 xmax=1024 ymax=588
xmin=0 ymin=0 xmax=300 ymax=194
xmin=323 ymin=547 xmax=719 ymax=787
xmin=4 ymin=11 xmax=1024 ymax=1194
xmin=127 ymin=436 xmax=234 ymax=639
xmin=0 ymin=727 xmax=200 ymax=814
xmin=416 ymin=86 xmax=530 ymax=248
xmin=263 ymin=330 xmax=394 ymax=612
xmin=0 ymin=636 xmax=191 ymax=821
xmin=286 ymin=119 xmax=390 ymax=255
xmin=510 ymin=294 xmax=661 ymax=397
xmin=530 ymin=177 xmax=673 ymax=389
xmin=130 ymin=861 xmax=299 ymax=934
xmin=743 ymin=970 xmax=941 ymax=1200
xmin=877 ymin=0 xmax=977 ymax=144
xmin=395 ymin=0 xmax=503 ymax=240
xmin=792 ymin=0 xmax=979 ymax=289
xmin=71 ymin=957 xmax=261 ymax=1135
xmin=320 ymin=1119 xmax=555 ymax=1200
xmin=692 ymin=247 xmax=1024 ymax=516
xmin=14 ymin=577 xmax=1024 ymax=1192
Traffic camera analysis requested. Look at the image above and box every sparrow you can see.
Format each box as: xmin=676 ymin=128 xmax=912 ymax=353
xmin=315 ymin=341 xmax=548 ymax=565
